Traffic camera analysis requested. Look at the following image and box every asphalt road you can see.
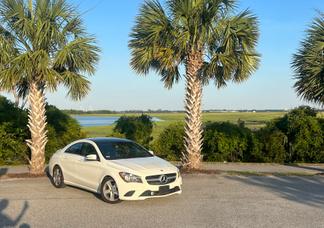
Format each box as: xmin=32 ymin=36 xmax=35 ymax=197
xmin=0 ymin=174 xmax=324 ymax=228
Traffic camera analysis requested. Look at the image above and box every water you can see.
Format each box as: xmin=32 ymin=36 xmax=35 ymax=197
xmin=73 ymin=115 xmax=162 ymax=127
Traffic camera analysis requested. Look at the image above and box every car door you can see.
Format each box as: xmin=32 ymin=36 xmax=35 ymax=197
xmin=76 ymin=142 xmax=103 ymax=190
xmin=61 ymin=142 xmax=84 ymax=184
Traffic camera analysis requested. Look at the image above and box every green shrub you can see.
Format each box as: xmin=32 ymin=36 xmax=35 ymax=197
xmin=0 ymin=123 xmax=27 ymax=165
xmin=113 ymin=114 xmax=153 ymax=148
xmin=288 ymin=115 xmax=323 ymax=162
xmin=0 ymin=96 xmax=28 ymax=128
xmin=151 ymin=122 xmax=184 ymax=160
xmin=203 ymin=122 xmax=252 ymax=162
xmin=242 ymin=133 xmax=263 ymax=162
xmin=0 ymin=97 xmax=29 ymax=165
xmin=254 ymin=128 xmax=287 ymax=163
xmin=271 ymin=106 xmax=323 ymax=162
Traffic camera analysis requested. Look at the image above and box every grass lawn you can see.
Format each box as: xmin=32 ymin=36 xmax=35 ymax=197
xmin=82 ymin=112 xmax=287 ymax=140
xmin=82 ymin=125 xmax=114 ymax=138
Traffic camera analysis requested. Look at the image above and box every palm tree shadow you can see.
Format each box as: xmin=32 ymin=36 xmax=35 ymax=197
xmin=0 ymin=199 xmax=30 ymax=228
xmin=226 ymin=176 xmax=324 ymax=208
xmin=285 ymin=164 xmax=324 ymax=173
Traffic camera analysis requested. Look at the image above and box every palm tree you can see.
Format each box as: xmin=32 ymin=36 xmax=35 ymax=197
xmin=292 ymin=12 xmax=324 ymax=105
xmin=0 ymin=0 xmax=100 ymax=174
xmin=129 ymin=0 xmax=260 ymax=169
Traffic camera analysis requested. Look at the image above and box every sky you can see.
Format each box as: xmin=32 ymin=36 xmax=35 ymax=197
xmin=6 ymin=0 xmax=324 ymax=111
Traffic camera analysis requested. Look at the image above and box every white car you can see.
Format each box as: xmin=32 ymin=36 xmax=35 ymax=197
xmin=48 ymin=137 xmax=182 ymax=203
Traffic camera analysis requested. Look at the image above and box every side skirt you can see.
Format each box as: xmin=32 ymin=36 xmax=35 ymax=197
xmin=64 ymin=180 xmax=99 ymax=194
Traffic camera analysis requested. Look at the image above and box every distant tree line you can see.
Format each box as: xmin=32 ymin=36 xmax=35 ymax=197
xmin=64 ymin=109 xmax=185 ymax=114
xmin=63 ymin=108 xmax=324 ymax=115
xmin=63 ymin=109 xmax=117 ymax=115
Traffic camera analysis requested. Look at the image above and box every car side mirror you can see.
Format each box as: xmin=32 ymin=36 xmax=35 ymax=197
xmin=85 ymin=154 xmax=98 ymax=161
xmin=148 ymin=150 xmax=154 ymax=155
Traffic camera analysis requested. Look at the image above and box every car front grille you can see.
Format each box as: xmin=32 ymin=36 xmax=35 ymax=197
xmin=145 ymin=173 xmax=177 ymax=185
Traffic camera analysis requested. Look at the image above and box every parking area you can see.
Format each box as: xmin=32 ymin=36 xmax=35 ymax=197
xmin=1 ymin=174 xmax=324 ymax=228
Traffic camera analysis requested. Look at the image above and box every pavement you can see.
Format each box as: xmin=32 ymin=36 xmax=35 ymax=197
xmin=0 ymin=174 xmax=324 ymax=228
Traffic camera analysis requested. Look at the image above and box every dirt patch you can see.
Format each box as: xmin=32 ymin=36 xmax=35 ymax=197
xmin=0 ymin=172 xmax=46 ymax=180
xmin=180 ymin=168 xmax=222 ymax=175
xmin=179 ymin=168 xmax=320 ymax=176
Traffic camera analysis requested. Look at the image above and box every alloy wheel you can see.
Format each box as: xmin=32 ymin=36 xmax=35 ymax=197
xmin=52 ymin=166 xmax=64 ymax=188
xmin=101 ymin=178 xmax=120 ymax=203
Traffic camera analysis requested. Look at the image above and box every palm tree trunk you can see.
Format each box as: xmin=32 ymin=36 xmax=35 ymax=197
xmin=182 ymin=51 xmax=203 ymax=170
xmin=26 ymin=82 xmax=48 ymax=175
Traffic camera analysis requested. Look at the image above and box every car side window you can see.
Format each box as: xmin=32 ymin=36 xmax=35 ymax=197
xmin=82 ymin=143 xmax=99 ymax=159
xmin=65 ymin=143 xmax=83 ymax=156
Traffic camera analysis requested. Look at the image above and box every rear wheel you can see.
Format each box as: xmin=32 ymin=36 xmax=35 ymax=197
xmin=100 ymin=177 xmax=120 ymax=203
xmin=52 ymin=166 xmax=65 ymax=188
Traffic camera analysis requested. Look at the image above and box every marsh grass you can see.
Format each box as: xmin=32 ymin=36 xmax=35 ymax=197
xmin=81 ymin=112 xmax=288 ymax=140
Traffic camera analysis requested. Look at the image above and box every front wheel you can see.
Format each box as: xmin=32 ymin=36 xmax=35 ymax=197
xmin=100 ymin=177 xmax=120 ymax=204
xmin=52 ymin=166 xmax=65 ymax=188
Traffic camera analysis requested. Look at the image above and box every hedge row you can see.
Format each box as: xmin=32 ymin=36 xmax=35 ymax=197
xmin=152 ymin=106 xmax=324 ymax=163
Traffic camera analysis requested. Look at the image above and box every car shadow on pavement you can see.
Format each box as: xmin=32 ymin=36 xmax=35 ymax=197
xmin=45 ymin=167 xmax=55 ymax=186
xmin=0 ymin=199 xmax=30 ymax=228
xmin=45 ymin=172 xmax=103 ymax=202
xmin=225 ymin=176 xmax=324 ymax=208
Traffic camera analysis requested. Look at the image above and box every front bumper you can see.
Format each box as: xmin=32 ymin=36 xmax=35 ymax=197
xmin=117 ymin=176 xmax=182 ymax=200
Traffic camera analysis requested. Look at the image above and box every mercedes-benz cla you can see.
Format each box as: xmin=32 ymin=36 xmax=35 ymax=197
xmin=49 ymin=137 xmax=182 ymax=203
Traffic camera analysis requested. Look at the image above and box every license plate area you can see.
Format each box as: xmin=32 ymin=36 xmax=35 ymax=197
xmin=159 ymin=185 xmax=170 ymax=194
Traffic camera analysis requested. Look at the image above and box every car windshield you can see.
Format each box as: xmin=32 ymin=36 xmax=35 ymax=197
xmin=95 ymin=141 xmax=153 ymax=160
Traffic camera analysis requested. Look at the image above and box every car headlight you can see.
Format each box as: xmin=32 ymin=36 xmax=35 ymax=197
xmin=177 ymin=169 xmax=181 ymax=178
xmin=119 ymin=172 xmax=142 ymax=183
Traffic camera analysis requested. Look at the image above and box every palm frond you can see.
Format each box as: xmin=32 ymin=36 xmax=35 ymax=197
xmin=54 ymin=37 xmax=100 ymax=75
xmin=292 ymin=12 xmax=324 ymax=105
xmin=203 ymin=9 xmax=260 ymax=87
xmin=62 ymin=71 xmax=90 ymax=100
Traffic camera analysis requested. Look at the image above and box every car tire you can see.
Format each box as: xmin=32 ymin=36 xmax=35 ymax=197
xmin=100 ymin=177 xmax=121 ymax=204
xmin=52 ymin=165 xmax=65 ymax=188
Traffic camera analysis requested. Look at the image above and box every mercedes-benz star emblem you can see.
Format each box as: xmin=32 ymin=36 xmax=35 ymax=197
xmin=159 ymin=175 xmax=167 ymax=184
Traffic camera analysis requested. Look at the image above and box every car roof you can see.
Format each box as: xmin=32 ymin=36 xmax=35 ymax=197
xmin=86 ymin=137 xmax=132 ymax=144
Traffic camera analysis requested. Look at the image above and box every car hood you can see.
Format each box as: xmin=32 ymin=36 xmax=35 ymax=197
xmin=108 ymin=156 xmax=177 ymax=174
